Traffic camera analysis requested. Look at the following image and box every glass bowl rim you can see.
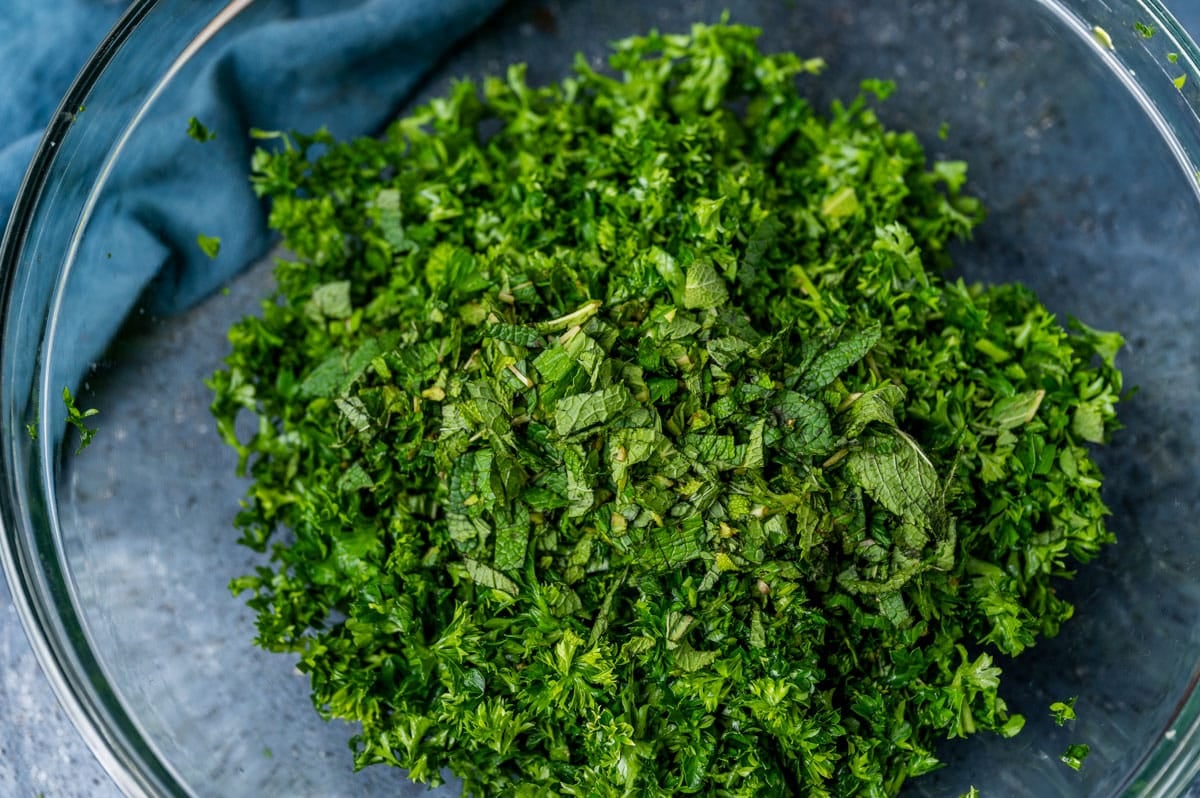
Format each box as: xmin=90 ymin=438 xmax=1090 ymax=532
xmin=2 ymin=0 xmax=1200 ymax=795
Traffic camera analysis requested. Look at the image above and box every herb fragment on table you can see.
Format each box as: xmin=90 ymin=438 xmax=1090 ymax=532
xmin=1060 ymin=743 xmax=1091 ymax=771
xmin=1134 ymin=21 xmax=1156 ymax=39
xmin=187 ymin=116 xmax=217 ymax=142
xmin=62 ymin=386 xmax=98 ymax=454
xmin=210 ymin=21 xmax=1124 ymax=796
xmin=1092 ymin=25 xmax=1116 ymax=51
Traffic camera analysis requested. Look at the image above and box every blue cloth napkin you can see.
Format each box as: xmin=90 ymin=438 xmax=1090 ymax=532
xmin=2 ymin=0 xmax=503 ymax=396
xmin=0 ymin=1 xmax=128 ymax=222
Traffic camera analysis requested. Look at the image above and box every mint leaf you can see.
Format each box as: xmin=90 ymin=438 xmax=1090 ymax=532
xmin=682 ymin=260 xmax=729 ymax=310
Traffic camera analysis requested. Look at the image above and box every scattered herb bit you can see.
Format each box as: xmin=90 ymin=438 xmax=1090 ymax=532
xmin=1060 ymin=743 xmax=1091 ymax=771
xmin=62 ymin=386 xmax=98 ymax=454
xmin=1175 ymin=73 xmax=1188 ymax=90
xmin=187 ymin=115 xmax=217 ymax=142
xmin=196 ymin=234 xmax=221 ymax=259
xmin=1134 ymin=21 xmax=1156 ymax=39
xmin=938 ymin=121 xmax=950 ymax=140
xmin=1169 ymin=52 xmax=1181 ymax=64
xmin=25 ymin=415 xmax=37 ymax=441
xmin=211 ymin=22 xmax=1123 ymax=796
xmin=1092 ymin=25 xmax=1115 ymax=51
xmin=860 ymin=76 xmax=896 ymax=100
xmin=959 ymin=789 xmax=981 ymax=798
xmin=1050 ymin=696 xmax=1078 ymax=725
xmin=249 ymin=127 xmax=283 ymax=140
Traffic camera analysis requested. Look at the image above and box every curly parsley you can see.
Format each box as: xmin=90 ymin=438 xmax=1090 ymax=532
xmin=209 ymin=22 xmax=1122 ymax=796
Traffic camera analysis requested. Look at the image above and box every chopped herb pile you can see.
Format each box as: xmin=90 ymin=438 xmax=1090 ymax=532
xmin=197 ymin=233 xmax=222 ymax=260
xmin=209 ymin=22 xmax=1122 ymax=796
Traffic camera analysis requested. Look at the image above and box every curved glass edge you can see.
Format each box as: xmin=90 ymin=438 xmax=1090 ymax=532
xmin=0 ymin=2 xmax=253 ymax=796
xmin=0 ymin=2 xmax=173 ymax=793
xmin=1054 ymin=1 xmax=1200 ymax=795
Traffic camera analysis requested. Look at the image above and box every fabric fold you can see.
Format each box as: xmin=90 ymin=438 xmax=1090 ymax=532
xmin=3 ymin=0 xmax=503 ymax=396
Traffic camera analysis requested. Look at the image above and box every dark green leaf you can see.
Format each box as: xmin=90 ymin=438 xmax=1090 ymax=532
xmin=798 ymin=320 xmax=882 ymax=393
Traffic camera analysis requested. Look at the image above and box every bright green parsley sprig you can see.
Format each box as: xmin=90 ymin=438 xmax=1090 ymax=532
xmin=209 ymin=21 xmax=1122 ymax=796
xmin=1050 ymin=696 xmax=1078 ymax=726
xmin=62 ymin=386 xmax=98 ymax=454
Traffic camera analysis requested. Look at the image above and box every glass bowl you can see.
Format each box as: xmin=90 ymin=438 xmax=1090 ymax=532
xmin=3 ymin=0 xmax=1200 ymax=795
